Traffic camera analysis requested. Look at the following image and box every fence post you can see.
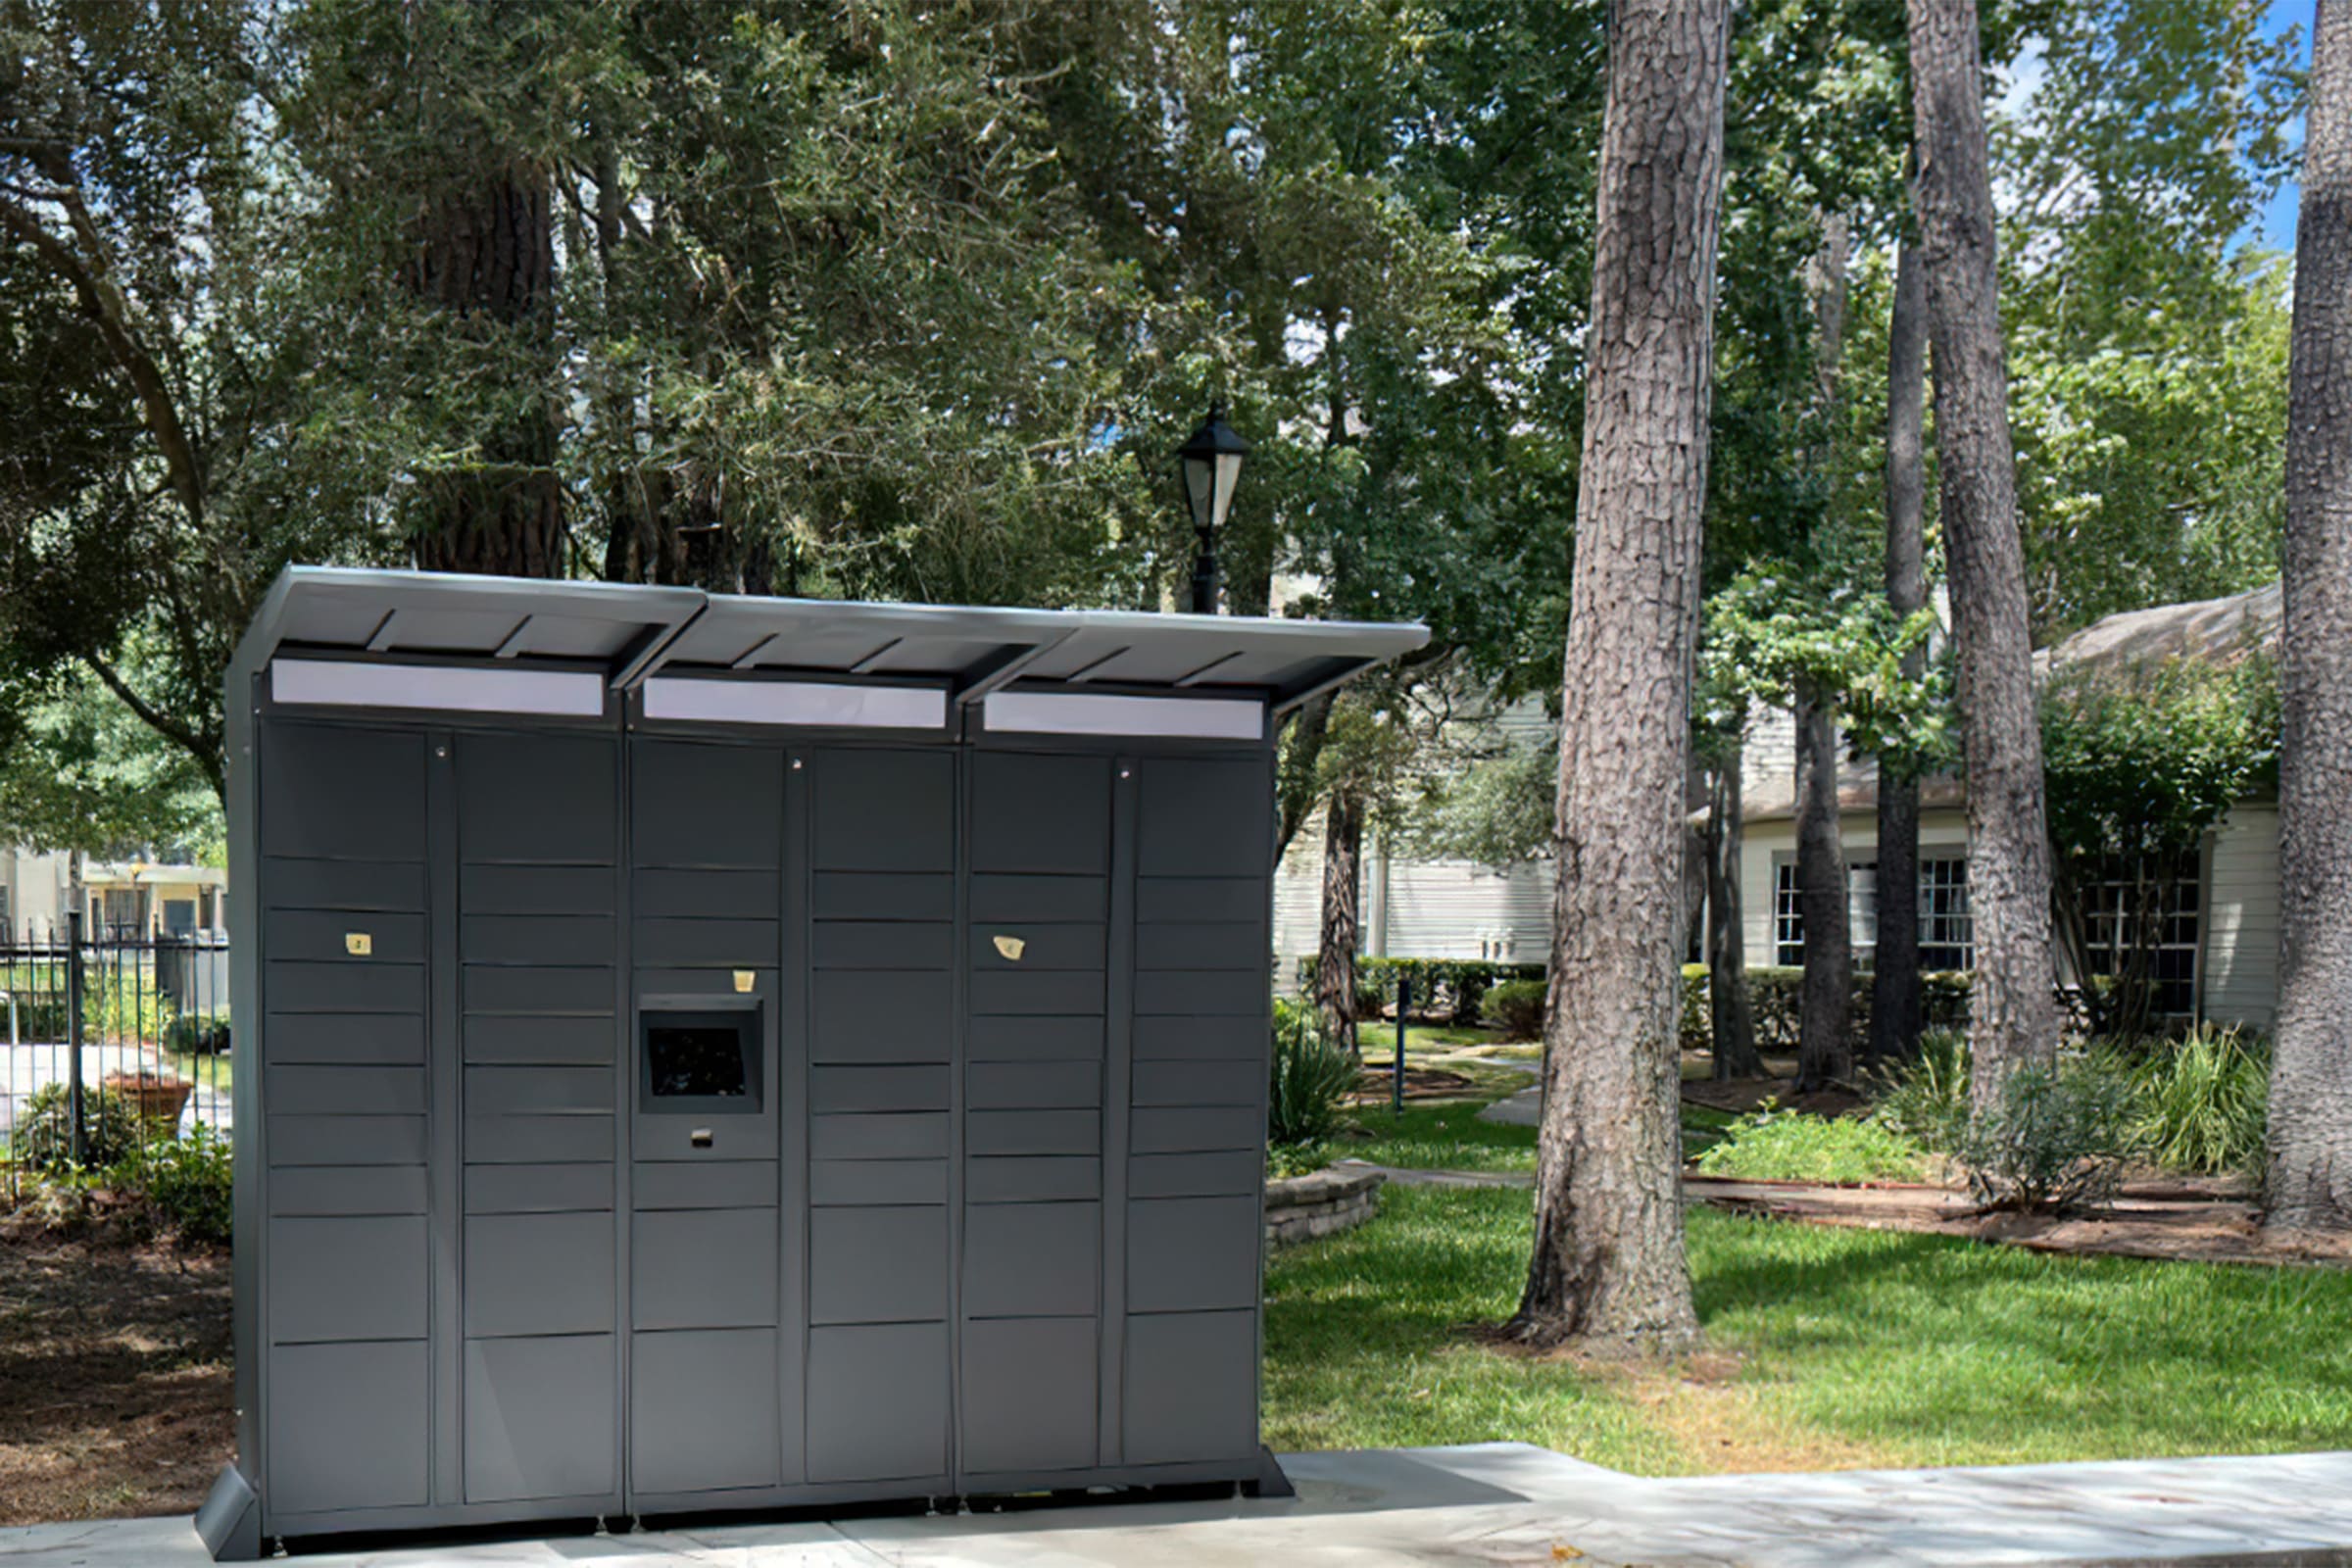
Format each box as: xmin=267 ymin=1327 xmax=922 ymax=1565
xmin=66 ymin=907 xmax=85 ymax=1166
xmin=1393 ymin=974 xmax=1409 ymax=1117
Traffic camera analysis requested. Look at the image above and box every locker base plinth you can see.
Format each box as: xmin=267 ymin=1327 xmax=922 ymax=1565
xmin=194 ymin=1464 xmax=261 ymax=1562
xmin=1245 ymin=1446 xmax=1296 ymax=1499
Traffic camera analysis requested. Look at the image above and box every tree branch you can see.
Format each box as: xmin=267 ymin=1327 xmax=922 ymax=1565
xmin=0 ymin=192 xmax=206 ymax=528
xmin=81 ymin=654 xmax=222 ymax=800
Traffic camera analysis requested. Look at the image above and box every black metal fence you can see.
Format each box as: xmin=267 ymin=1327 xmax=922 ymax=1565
xmin=0 ymin=911 xmax=231 ymax=1204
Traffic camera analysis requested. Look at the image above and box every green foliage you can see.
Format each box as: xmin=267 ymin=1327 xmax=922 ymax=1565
xmin=2042 ymin=654 xmax=2279 ymax=1037
xmin=1958 ymin=1059 xmax=2137 ymax=1213
xmin=1408 ymin=730 xmax=1558 ymax=869
xmin=2042 ymin=655 xmax=2280 ymax=872
xmin=9 ymin=1083 xmax=145 ymax=1174
xmin=166 ymin=1010 xmax=232 ymax=1057
xmin=1301 ymin=958 xmax=1545 ymax=1028
xmin=2105 ymin=1025 xmax=2271 ymax=1178
xmin=112 ymin=1127 xmax=233 ymax=1248
xmin=1679 ymin=963 xmax=1712 ymax=1053
xmin=1699 ymin=570 xmax=1952 ymax=771
xmin=1867 ymin=1028 xmax=1975 ymax=1152
xmin=1744 ymin=966 xmax=1973 ymax=1055
xmin=1483 ymin=980 xmax=1546 ymax=1043
xmin=0 ymin=666 xmax=223 ymax=858
xmin=1693 ymin=1102 xmax=1931 ymax=1184
xmin=1266 ymin=1142 xmax=1334 ymax=1182
xmin=1269 ymin=999 xmax=1359 ymax=1150
xmin=1992 ymin=2 xmax=2300 ymax=636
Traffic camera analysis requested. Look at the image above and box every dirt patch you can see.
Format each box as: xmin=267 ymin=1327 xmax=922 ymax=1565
xmin=1685 ymin=1174 xmax=2352 ymax=1268
xmin=0 ymin=1232 xmax=232 ymax=1525
xmin=1680 ymin=1074 xmax=1869 ymax=1119
xmin=1461 ymin=1331 xmax=1896 ymax=1472
xmin=1350 ymin=1063 xmax=1480 ymax=1101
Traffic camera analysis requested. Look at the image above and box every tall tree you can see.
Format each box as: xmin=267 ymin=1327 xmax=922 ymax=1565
xmin=2270 ymin=0 xmax=2352 ymax=1233
xmin=1869 ymin=239 xmax=1930 ymax=1064
xmin=1908 ymin=0 xmax=2059 ymax=1106
xmin=1512 ymin=0 xmax=1727 ymax=1350
xmin=1793 ymin=215 xmax=1854 ymax=1092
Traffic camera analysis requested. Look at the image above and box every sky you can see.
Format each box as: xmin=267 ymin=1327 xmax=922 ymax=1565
xmin=2259 ymin=0 xmax=2316 ymax=252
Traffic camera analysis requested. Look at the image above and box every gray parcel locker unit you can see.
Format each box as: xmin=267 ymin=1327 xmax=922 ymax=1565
xmin=197 ymin=567 xmax=1426 ymax=1560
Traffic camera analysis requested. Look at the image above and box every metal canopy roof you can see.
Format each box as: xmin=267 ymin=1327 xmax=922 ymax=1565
xmin=236 ymin=566 xmax=1429 ymax=711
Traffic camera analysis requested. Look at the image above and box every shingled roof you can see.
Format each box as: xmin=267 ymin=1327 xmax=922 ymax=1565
xmin=1742 ymin=581 xmax=2279 ymax=823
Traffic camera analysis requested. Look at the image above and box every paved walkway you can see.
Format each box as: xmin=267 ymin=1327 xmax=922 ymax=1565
xmin=9 ymin=1444 xmax=2352 ymax=1566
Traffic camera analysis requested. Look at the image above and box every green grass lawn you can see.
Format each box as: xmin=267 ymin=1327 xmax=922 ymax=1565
xmin=1340 ymin=1102 xmax=1541 ymax=1173
xmin=1265 ymin=1184 xmax=2352 ymax=1473
xmin=1338 ymin=1100 xmax=1740 ymax=1172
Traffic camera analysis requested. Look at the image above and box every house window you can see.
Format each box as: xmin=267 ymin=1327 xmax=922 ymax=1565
xmin=1918 ymin=858 xmax=1972 ymax=971
xmin=2076 ymin=863 xmax=2199 ymax=1019
xmin=1771 ymin=858 xmax=1880 ymax=968
xmin=1778 ymin=856 xmax=1971 ymax=970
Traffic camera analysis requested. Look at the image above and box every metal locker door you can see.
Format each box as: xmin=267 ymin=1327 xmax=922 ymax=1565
xmin=959 ymin=751 xmax=1111 ymax=1480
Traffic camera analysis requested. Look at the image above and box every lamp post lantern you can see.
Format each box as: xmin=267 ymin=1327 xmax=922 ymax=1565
xmin=1178 ymin=403 xmax=1250 ymax=614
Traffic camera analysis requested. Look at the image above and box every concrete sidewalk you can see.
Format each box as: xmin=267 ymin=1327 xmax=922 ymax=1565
xmin=7 ymin=1444 xmax=2352 ymax=1566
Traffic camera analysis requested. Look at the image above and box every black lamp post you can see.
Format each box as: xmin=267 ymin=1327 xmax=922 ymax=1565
xmin=1177 ymin=403 xmax=1250 ymax=614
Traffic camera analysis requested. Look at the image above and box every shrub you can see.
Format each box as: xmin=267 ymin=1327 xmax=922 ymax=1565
xmin=1693 ymin=1102 xmax=1930 ymax=1183
xmin=113 ymin=1127 xmax=233 ymax=1248
xmin=1957 ymin=1057 xmax=2135 ymax=1212
xmin=1484 ymin=979 xmax=1546 ymax=1042
xmin=1679 ymin=963 xmax=1711 ymax=1052
xmin=9 ymin=1083 xmax=147 ymax=1173
xmin=166 ymin=1010 xmax=232 ymax=1056
xmin=1867 ymin=1028 xmax=1974 ymax=1152
xmin=2112 ymin=1024 xmax=2270 ymax=1177
xmin=1296 ymin=957 xmax=1545 ymax=1026
xmin=1269 ymin=999 xmax=1357 ymax=1150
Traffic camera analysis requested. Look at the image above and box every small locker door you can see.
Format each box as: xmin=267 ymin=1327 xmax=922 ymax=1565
xmin=803 ymin=746 xmax=956 ymax=1486
xmin=454 ymin=730 xmax=623 ymax=1507
xmin=259 ymin=721 xmax=433 ymax=1518
xmin=958 ymin=751 xmax=1113 ymax=1479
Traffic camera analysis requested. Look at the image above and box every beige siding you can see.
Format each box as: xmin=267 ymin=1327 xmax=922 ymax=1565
xmin=1274 ymin=820 xmax=1551 ymax=991
xmin=1737 ymin=809 xmax=1971 ymax=970
xmin=2202 ymin=804 xmax=2280 ymax=1030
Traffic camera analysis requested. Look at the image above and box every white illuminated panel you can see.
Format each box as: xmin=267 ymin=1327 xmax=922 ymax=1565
xmin=270 ymin=659 xmax=607 ymax=716
xmin=983 ymin=691 xmax=1264 ymax=740
xmin=643 ymin=677 xmax=947 ymax=729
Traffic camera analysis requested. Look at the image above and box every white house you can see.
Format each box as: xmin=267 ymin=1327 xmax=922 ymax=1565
xmin=1278 ymin=583 xmax=2285 ymax=1030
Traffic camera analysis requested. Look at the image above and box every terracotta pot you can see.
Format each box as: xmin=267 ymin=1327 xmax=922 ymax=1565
xmin=101 ymin=1068 xmax=194 ymax=1132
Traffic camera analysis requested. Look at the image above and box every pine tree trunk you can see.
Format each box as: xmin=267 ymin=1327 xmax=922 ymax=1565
xmin=1315 ymin=789 xmax=1364 ymax=1056
xmin=1870 ymin=239 xmax=1929 ymax=1065
xmin=2270 ymin=0 xmax=2352 ymax=1233
xmin=1794 ymin=682 xmax=1853 ymax=1089
xmin=1908 ymin=0 xmax=2061 ymax=1107
xmin=1512 ymin=0 xmax=1726 ymax=1351
xmin=1705 ymin=748 xmax=1763 ymax=1079
xmin=403 ymin=165 xmax=565 ymax=577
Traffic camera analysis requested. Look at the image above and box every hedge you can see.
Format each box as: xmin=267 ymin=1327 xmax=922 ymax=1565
xmin=1292 ymin=956 xmax=1546 ymax=1026
xmin=1678 ymin=964 xmax=1972 ymax=1054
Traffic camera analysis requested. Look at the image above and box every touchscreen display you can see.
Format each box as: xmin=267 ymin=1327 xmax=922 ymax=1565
xmin=647 ymin=1023 xmax=751 ymax=1099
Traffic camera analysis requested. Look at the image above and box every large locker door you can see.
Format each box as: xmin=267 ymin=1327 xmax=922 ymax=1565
xmin=259 ymin=721 xmax=433 ymax=1518
xmin=958 ymin=752 xmax=1112 ymax=1479
xmin=1120 ymin=756 xmax=1269 ymax=1468
xmin=454 ymin=731 xmax=622 ymax=1507
xmin=803 ymin=746 xmax=956 ymax=1486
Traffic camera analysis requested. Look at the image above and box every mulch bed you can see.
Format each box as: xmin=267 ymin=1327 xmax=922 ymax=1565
xmin=1685 ymin=1173 xmax=2352 ymax=1269
xmin=1351 ymin=1063 xmax=1481 ymax=1101
xmin=0 ymin=1231 xmax=232 ymax=1525
xmin=1681 ymin=1074 xmax=1870 ymax=1119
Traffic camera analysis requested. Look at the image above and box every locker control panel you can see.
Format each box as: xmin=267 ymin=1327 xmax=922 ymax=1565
xmin=640 ymin=1005 xmax=762 ymax=1117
